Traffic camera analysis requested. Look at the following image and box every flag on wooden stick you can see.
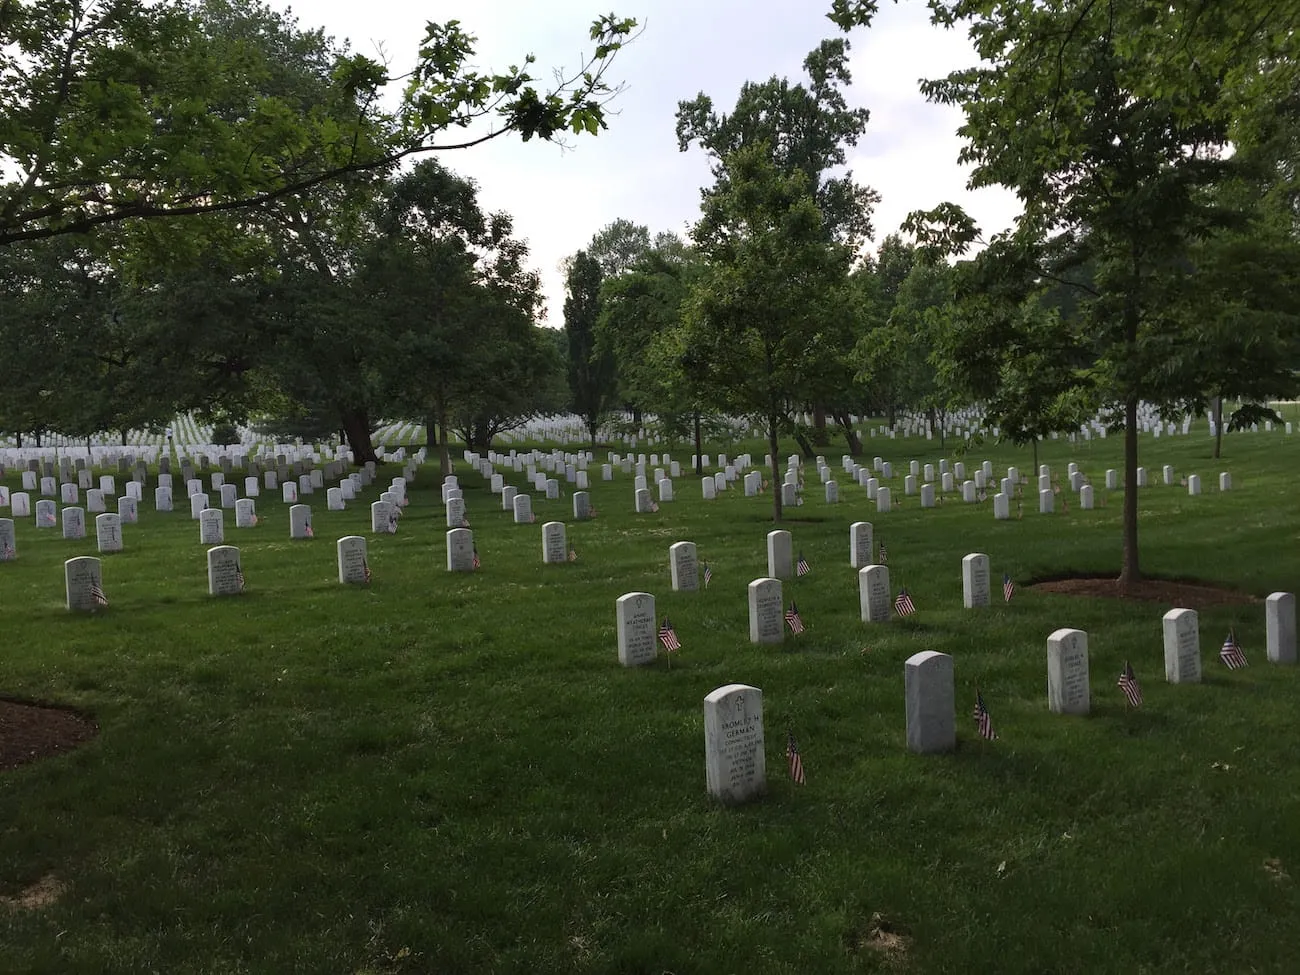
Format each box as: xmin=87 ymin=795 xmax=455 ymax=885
xmin=786 ymin=731 xmax=806 ymax=785
xmin=1118 ymin=660 xmax=1142 ymax=708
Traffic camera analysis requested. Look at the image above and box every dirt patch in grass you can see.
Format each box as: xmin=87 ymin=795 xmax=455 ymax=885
xmin=0 ymin=874 xmax=67 ymax=911
xmin=1030 ymin=576 xmax=1259 ymax=608
xmin=845 ymin=913 xmax=911 ymax=964
xmin=0 ymin=698 xmax=97 ymax=772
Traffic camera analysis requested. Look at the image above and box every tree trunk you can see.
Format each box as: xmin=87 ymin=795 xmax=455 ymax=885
xmin=794 ymin=429 xmax=815 ymax=458
xmin=832 ymin=411 xmax=862 ymax=456
xmin=15 ymin=432 xmax=21 ymax=448
xmin=425 ymin=412 xmax=438 ymax=455
xmin=693 ymin=412 xmax=703 ymax=475
xmin=1118 ymin=394 xmax=1141 ymax=592
xmin=120 ymin=429 xmax=128 ymax=446
xmin=633 ymin=406 xmax=643 ymax=426
xmin=768 ymin=413 xmax=783 ymax=524
xmin=812 ymin=404 xmax=829 ymax=446
xmin=887 ymin=402 xmax=896 ymax=431
xmin=435 ymin=405 xmax=451 ymax=479
xmin=1212 ymin=396 xmax=1223 ymax=459
xmin=1032 ymin=437 xmax=1039 ymax=475
xmin=340 ymin=407 xmax=379 ymax=466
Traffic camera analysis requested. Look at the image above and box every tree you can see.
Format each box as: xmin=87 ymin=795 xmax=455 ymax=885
xmin=837 ymin=0 xmax=1300 ymax=590
xmin=586 ymin=218 xmax=652 ymax=278
xmin=677 ymin=38 xmax=877 ymax=246
xmin=564 ymin=250 xmax=617 ymax=446
xmin=596 ymin=233 xmax=700 ymax=427
xmin=678 ymin=38 xmax=878 ymax=451
xmin=682 ymin=145 xmax=853 ymax=522
xmin=0 ymin=0 xmax=637 ymax=245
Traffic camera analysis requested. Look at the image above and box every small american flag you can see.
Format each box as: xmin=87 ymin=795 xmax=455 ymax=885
xmin=1003 ymin=573 xmax=1015 ymax=603
xmin=894 ymin=588 xmax=916 ymax=617
xmin=472 ymin=546 xmax=481 ymax=570
xmin=89 ymin=583 xmax=109 ymax=607
xmin=878 ymin=541 xmax=887 ymax=564
xmin=1118 ymin=660 xmax=1142 ymax=708
xmin=461 ymin=518 xmax=470 ymax=528
xmin=650 ymin=501 xmax=660 ymax=512
xmin=974 ymin=690 xmax=997 ymax=740
xmin=568 ymin=547 xmax=577 ymax=562
xmin=363 ymin=559 xmax=372 ymax=583
xmin=235 ymin=564 xmax=245 ymax=591
xmin=529 ymin=513 xmax=536 ymax=523
xmin=658 ymin=617 xmax=681 ymax=651
xmin=977 ymin=489 xmax=987 ymax=503
xmin=304 ymin=523 xmax=314 ymax=538
xmin=1220 ymin=629 xmax=1248 ymax=670
xmin=703 ymin=562 xmax=713 ymax=587
xmin=786 ymin=731 xmax=806 ymax=785
xmin=590 ymin=506 xmax=598 ymax=518
xmin=796 ymin=553 xmax=810 ymax=576
xmin=785 ymin=601 xmax=805 ymax=634
xmin=388 ymin=515 xmax=398 ymax=533
xmin=1 ymin=541 xmax=13 ymax=560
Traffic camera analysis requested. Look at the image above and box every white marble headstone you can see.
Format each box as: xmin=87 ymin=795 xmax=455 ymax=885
xmin=199 ymin=508 xmax=225 ymax=544
xmin=1047 ymin=628 xmax=1090 ymax=715
xmin=0 ymin=518 xmax=16 ymax=560
xmin=65 ymin=556 xmax=105 ymax=612
xmin=1163 ymin=608 xmax=1201 ymax=683
xmin=541 ymin=522 xmax=567 ymax=564
xmin=616 ymin=592 xmax=657 ymax=667
xmin=850 ymin=521 xmax=874 ymax=568
xmin=95 ymin=513 xmax=122 ymax=553
xmin=512 ymin=494 xmax=533 ymax=525
xmin=859 ymin=564 xmax=891 ymax=622
xmin=1266 ymin=592 xmax=1295 ymax=664
xmin=961 ymin=553 xmax=991 ymax=609
xmin=766 ymin=530 xmax=793 ymax=580
xmin=289 ymin=504 xmax=312 ymax=540
xmin=62 ymin=506 xmax=85 ymax=539
xmin=905 ymin=651 xmax=955 ymax=754
xmin=235 ymin=498 xmax=257 ymax=528
xmin=670 ymin=541 xmax=698 ymax=592
xmin=207 ymin=545 xmax=244 ymax=596
xmin=447 ymin=527 xmax=475 ymax=572
xmin=704 ymin=684 xmax=766 ymax=805
xmin=747 ymin=578 xmax=784 ymax=644
xmin=337 ymin=535 xmax=370 ymax=584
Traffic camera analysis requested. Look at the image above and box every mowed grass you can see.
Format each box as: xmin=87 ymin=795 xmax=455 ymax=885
xmin=2 ymin=426 xmax=1300 ymax=973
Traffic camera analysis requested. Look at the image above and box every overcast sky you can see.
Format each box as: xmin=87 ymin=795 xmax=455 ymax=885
xmin=272 ymin=0 xmax=1020 ymax=322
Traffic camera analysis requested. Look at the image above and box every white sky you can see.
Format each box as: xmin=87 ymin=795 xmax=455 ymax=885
xmin=277 ymin=0 xmax=1020 ymax=322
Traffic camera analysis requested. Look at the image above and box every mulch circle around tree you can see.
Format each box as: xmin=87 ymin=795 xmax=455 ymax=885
xmin=0 ymin=699 xmax=98 ymax=772
xmin=1030 ymin=576 xmax=1259 ymax=608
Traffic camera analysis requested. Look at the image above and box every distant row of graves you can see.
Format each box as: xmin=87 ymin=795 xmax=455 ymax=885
xmin=1 ymin=439 xmax=1278 ymax=809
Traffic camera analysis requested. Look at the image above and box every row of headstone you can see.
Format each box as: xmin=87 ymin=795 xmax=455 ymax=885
xmin=703 ymin=595 xmax=1299 ymax=804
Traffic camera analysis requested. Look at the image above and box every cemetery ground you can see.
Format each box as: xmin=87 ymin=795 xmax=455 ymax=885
xmin=2 ymin=427 xmax=1300 ymax=974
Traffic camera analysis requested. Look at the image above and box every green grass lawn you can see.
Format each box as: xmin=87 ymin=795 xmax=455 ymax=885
xmin=3 ymin=425 xmax=1300 ymax=974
